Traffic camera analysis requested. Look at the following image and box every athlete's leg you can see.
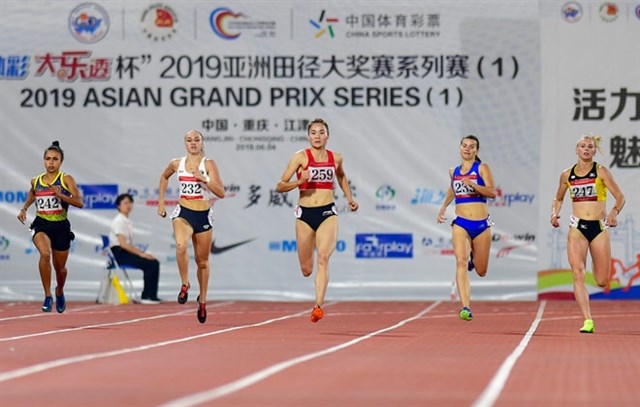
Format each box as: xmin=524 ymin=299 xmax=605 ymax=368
xmin=470 ymin=229 xmax=491 ymax=277
xmin=172 ymin=218 xmax=194 ymax=286
xmin=313 ymin=216 xmax=338 ymax=307
xmin=452 ymin=225 xmax=472 ymax=307
xmin=567 ymin=228 xmax=591 ymax=320
xmin=33 ymin=232 xmax=53 ymax=297
xmin=589 ymin=230 xmax=611 ymax=288
xmin=295 ymin=220 xmax=315 ymax=277
xmin=192 ymin=230 xmax=213 ymax=303
xmin=51 ymin=249 xmax=70 ymax=295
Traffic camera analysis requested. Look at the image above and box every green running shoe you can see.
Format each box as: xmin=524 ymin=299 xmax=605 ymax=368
xmin=580 ymin=319 xmax=594 ymax=333
xmin=459 ymin=307 xmax=473 ymax=321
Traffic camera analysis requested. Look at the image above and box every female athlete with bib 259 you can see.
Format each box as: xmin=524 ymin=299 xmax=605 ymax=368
xmin=551 ymin=135 xmax=625 ymax=334
xmin=277 ymin=118 xmax=358 ymax=323
xmin=437 ymin=135 xmax=496 ymax=321
xmin=17 ymin=141 xmax=83 ymax=313
xmin=158 ymin=130 xmax=225 ymax=324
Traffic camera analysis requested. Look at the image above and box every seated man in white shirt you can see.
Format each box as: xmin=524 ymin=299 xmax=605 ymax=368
xmin=110 ymin=193 xmax=162 ymax=304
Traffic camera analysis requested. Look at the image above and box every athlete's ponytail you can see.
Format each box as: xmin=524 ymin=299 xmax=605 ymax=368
xmin=461 ymin=135 xmax=481 ymax=163
xmin=44 ymin=140 xmax=64 ymax=161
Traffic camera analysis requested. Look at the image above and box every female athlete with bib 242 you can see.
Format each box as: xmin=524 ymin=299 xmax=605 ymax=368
xmin=158 ymin=130 xmax=225 ymax=324
xmin=551 ymin=135 xmax=625 ymax=334
xmin=437 ymin=135 xmax=496 ymax=321
xmin=17 ymin=141 xmax=83 ymax=313
xmin=277 ymin=118 xmax=358 ymax=323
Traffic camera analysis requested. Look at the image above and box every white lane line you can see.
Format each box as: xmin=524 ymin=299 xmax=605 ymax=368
xmin=0 ymin=305 xmax=319 ymax=383
xmin=472 ymin=300 xmax=547 ymax=407
xmin=160 ymin=301 xmax=442 ymax=407
xmin=0 ymin=304 xmax=105 ymax=321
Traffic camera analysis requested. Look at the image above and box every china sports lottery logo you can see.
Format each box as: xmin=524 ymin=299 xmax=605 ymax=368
xmin=310 ymin=10 xmax=338 ymax=38
xmin=210 ymin=7 xmax=244 ymax=40
xmin=561 ymin=2 xmax=583 ymax=23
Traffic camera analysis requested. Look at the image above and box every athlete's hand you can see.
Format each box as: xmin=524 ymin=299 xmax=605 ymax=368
xmin=348 ymin=200 xmax=359 ymax=212
xmin=606 ymin=211 xmax=618 ymax=228
xmin=46 ymin=183 xmax=63 ymax=197
xmin=17 ymin=209 xmax=27 ymax=225
xmin=298 ymin=170 xmax=310 ymax=184
xmin=157 ymin=203 xmax=167 ymax=218
xmin=461 ymin=178 xmax=476 ymax=189
xmin=437 ymin=207 xmax=447 ymax=224
xmin=550 ymin=213 xmax=560 ymax=228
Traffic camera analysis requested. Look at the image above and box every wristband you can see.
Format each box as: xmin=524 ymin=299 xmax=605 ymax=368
xmin=613 ymin=206 xmax=620 ymax=214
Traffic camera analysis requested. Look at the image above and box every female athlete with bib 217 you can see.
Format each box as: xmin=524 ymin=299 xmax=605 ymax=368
xmin=276 ymin=118 xmax=358 ymax=323
xmin=437 ymin=135 xmax=496 ymax=321
xmin=550 ymin=135 xmax=625 ymax=334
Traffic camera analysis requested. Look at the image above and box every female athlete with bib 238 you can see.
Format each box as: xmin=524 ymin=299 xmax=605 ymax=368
xmin=158 ymin=130 xmax=225 ymax=324
xmin=551 ymin=135 xmax=625 ymax=334
xmin=277 ymin=118 xmax=358 ymax=323
xmin=437 ymin=135 xmax=496 ymax=321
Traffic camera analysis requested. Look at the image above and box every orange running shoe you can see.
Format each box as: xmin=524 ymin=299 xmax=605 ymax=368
xmin=310 ymin=305 xmax=323 ymax=323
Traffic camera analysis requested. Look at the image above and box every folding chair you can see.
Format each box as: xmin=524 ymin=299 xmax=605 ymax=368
xmin=98 ymin=235 xmax=139 ymax=303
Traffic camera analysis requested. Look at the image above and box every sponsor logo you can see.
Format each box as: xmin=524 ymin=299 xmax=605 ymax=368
xmin=269 ymin=239 xmax=346 ymax=252
xmin=78 ymin=184 xmax=118 ymax=209
xmin=636 ymin=5 xmax=640 ymax=19
xmin=355 ymin=233 xmax=413 ymax=259
xmin=141 ymin=3 xmax=177 ymax=41
xmin=0 ymin=190 xmax=28 ymax=203
xmin=493 ymin=232 xmax=536 ymax=258
xmin=599 ymin=2 xmax=619 ymax=22
xmin=410 ymin=188 xmax=446 ymax=205
xmin=375 ymin=184 xmax=396 ymax=210
xmin=69 ymin=3 xmax=110 ymax=43
xmin=310 ymin=10 xmax=339 ymax=38
xmin=0 ymin=235 xmax=9 ymax=261
xmin=421 ymin=236 xmax=454 ymax=255
xmin=489 ymin=187 xmax=535 ymax=207
xmin=210 ymin=238 xmax=255 ymax=255
xmin=561 ymin=2 xmax=583 ymax=22
xmin=209 ymin=7 xmax=276 ymax=40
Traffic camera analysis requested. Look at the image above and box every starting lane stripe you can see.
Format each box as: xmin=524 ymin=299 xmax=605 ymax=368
xmin=0 ymin=304 xmax=324 ymax=383
xmin=160 ymin=301 xmax=442 ymax=407
xmin=472 ymin=300 xmax=547 ymax=407
xmin=1 ymin=301 xmax=235 ymax=342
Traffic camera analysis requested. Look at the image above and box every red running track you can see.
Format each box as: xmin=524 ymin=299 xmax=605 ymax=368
xmin=1 ymin=300 xmax=639 ymax=406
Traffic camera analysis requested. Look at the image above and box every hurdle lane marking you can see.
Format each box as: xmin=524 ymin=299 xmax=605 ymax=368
xmin=471 ymin=300 xmax=547 ymax=407
xmin=160 ymin=301 xmax=442 ymax=407
xmin=0 ymin=301 xmax=234 ymax=342
xmin=0 ymin=303 xmax=335 ymax=383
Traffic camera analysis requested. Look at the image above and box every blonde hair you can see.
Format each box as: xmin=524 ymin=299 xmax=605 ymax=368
xmin=577 ymin=134 xmax=603 ymax=154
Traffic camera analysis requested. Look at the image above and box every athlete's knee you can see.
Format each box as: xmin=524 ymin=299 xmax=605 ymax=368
xmin=316 ymin=252 xmax=331 ymax=268
xmin=39 ymin=247 xmax=52 ymax=260
xmin=300 ymin=265 xmax=313 ymax=277
xmin=195 ymin=258 xmax=209 ymax=270
xmin=594 ymin=273 xmax=609 ymax=288
xmin=455 ymin=258 xmax=468 ymax=270
xmin=175 ymin=241 xmax=188 ymax=255
xmin=476 ymin=268 xmax=487 ymax=277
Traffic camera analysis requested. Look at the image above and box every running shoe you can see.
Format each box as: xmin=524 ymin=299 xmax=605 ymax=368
xmin=310 ymin=305 xmax=324 ymax=323
xmin=196 ymin=295 xmax=206 ymax=324
xmin=177 ymin=283 xmax=190 ymax=304
xmin=55 ymin=288 xmax=66 ymax=313
xmin=459 ymin=306 xmax=473 ymax=321
xmin=467 ymin=251 xmax=475 ymax=272
xmin=42 ymin=296 xmax=53 ymax=313
xmin=580 ymin=319 xmax=595 ymax=334
xmin=139 ymin=297 xmax=162 ymax=305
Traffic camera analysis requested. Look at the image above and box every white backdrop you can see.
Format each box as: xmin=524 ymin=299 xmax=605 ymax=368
xmin=0 ymin=1 xmax=637 ymax=302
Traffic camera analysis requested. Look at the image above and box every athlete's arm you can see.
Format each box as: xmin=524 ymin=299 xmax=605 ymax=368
xmin=17 ymin=180 xmax=36 ymax=224
xmin=276 ymin=151 xmax=306 ymax=193
xmin=551 ymin=169 xmax=570 ymax=228
xmin=335 ymin=153 xmax=358 ymax=212
xmin=471 ymin=163 xmax=496 ymax=199
xmin=59 ymin=174 xmax=84 ymax=208
xmin=158 ymin=159 xmax=177 ymax=217
xmin=437 ymin=168 xmax=455 ymax=224
xmin=598 ymin=165 xmax=625 ymax=227
xmin=203 ymin=159 xmax=225 ymax=199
